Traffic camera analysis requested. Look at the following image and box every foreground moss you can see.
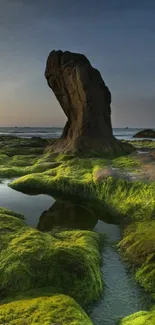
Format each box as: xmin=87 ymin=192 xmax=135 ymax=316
xmin=119 ymin=221 xmax=155 ymax=296
xmin=2 ymin=136 xmax=155 ymax=306
xmin=0 ymin=294 xmax=93 ymax=325
xmin=119 ymin=307 xmax=155 ymax=325
xmin=0 ymin=207 xmax=24 ymax=219
xmin=0 ymin=210 xmax=103 ymax=306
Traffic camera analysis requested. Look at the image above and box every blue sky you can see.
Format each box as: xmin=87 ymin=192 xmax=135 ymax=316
xmin=0 ymin=0 xmax=155 ymax=127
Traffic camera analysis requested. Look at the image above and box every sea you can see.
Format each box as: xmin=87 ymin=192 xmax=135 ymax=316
xmin=0 ymin=127 xmax=154 ymax=141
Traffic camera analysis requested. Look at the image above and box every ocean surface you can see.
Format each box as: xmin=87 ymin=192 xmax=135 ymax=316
xmin=0 ymin=127 xmax=154 ymax=140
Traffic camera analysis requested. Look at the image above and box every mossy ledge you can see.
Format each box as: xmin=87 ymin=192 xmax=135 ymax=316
xmin=119 ymin=307 xmax=155 ymax=325
xmin=0 ymin=294 xmax=93 ymax=325
xmin=0 ymin=208 xmax=103 ymax=308
xmin=10 ymin=170 xmax=155 ymax=223
xmin=119 ymin=221 xmax=155 ymax=296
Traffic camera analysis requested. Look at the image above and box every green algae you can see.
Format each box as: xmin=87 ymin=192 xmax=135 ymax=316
xmin=112 ymin=155 xmax=141 ymax=169
xmin=0 ymin=209 xmax=103 ymax=307
xmin=0 ymin=207 xmax=24 ymax=220
xmin=8 ymin=149 xmax=155 ymax=300
xmin=124 ymin=140 xmax=155 ymax=149
xmin=0 ymin=201 xmax=102 ymax=323
xmin=0 ymin=135 xmax=140 ymax=178
xmin=119 ymin=307 xmax=155 ymax=325
xmin=0 ymin=136 xmax=52 ymax=177
xmin=10 ymin=170 xmax=155 ymax=223
xmin=119 ymin=221 xmax=155 ymax=296
xmin=1 ymin=135 xmax=155 ymax=321
xmin=0 ymin=294 xmax=93 ymax=325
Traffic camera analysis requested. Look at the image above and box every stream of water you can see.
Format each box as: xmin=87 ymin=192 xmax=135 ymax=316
xmin=0 ymin=179 xmax=153 ymax=325
xmin=90 ymin=221 xmax=152 ymax=325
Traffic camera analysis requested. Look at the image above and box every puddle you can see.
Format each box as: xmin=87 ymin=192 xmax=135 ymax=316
xmin=137 ymin=151 xmax=150 ymax=154
xmin=0 ymin=179 xmax=54 ymax=227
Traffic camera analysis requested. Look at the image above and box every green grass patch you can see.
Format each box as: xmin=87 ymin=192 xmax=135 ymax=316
xmin=119 ymin=221 xmax=155 ymax=295
xmin=0 ymin=210 xmax=103 ymax=307
xmin=124 ymin=140 xmax=155 ymax=149
xmin=0 ymin=136 xmax=141 ymax=178
xmin=10 ymin=171 xmax=155 ymax=223
xmin=119 ymin=307 xmax=155 ymax=325
xmin=0 ymin=294 xmax=93 ymax=325
xmin=112 ymin=156 xmax=141 ymax=169
xmin=0 ymin=207 xmax=24 ymax=220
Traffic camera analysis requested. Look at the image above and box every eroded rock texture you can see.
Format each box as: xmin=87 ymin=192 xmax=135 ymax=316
xmin=45 ymin=50 xmax=134 ymax=155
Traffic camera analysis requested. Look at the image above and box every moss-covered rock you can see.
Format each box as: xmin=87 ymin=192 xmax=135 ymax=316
xmin=0 ymin=135 xmax=143 ymax=178
xmin=0 ymin=210 xmax=103 ymax=306
xmin=0 ymin=136 xmax=57 ymax=178
xmin=119 ymin=308 xmax=155 ymax=325
xmin=10 ymin=170 xmax=155 ymax=223
xmin=0 ymin=207 xmax=24 ymax=220
xmin=133 ymin=129 xmax=155 ymax=139
xmin=119 ymin=221 xmax=155 ymax=295
xmin=124 ymin=140 xmax=155 ymax=149
xmin=0 ymin=294 xmax=93 ymax=325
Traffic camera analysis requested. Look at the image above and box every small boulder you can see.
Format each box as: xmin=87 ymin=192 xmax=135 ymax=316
xmin=133 ymin=129 xmax=155 ymax=138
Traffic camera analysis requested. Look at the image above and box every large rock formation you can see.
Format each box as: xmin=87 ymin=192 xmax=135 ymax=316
xmin=45 ymin=50 xmax=134 ymax=155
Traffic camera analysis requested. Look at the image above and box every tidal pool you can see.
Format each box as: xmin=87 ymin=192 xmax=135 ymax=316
xmin=0 ymin=179 xmax=153 ymax=325
xmin=0 ymin=179 xmax=54 ymax=227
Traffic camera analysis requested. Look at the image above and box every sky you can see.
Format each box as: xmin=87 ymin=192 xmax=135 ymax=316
xmin=0 ymin=0 xmax=155 ymax=128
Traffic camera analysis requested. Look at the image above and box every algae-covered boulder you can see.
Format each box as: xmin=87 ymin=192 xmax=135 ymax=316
xmin=0 ymin=207 xmax=25 ymax=252
xmin=133 ymin=129 xmax=155 ymax=138
xmin=0 ymin=136 xmax=49 ymax=156
xmin=0 ymin=207 xmax=24 ymax=220
xmin=119 ymin=221 xmax=155 ymax=295
xmin=0 ymin=209 xmax=102 ymax=306
xmin=119 ymin=308 xmax=155 ymax=325
xmin=0 ymin=294 xmax=93 ymax=325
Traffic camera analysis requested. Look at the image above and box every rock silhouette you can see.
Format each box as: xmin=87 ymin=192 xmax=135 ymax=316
xmin=133 ymin=129 xmax=155 ymax=138
xmin=45 ymin=50 xmax=134 ymax=155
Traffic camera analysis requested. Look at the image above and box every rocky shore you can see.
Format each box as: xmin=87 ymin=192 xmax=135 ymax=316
xmin=0 ymin=135 xmax=155 ymax=324
xmin=0 ymin=51 xmax=155 ymax=324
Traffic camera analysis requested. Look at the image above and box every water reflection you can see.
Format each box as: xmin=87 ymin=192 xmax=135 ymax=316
xmin=37 ymin=200 xmax=98 ymax=231
xmin=0 ymin=179 xmax=53 ymax=227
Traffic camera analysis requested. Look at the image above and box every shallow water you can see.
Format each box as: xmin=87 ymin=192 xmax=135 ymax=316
xmin=0 ymin=179 xmax=54 ymax=227
xmin=90 ymin=220 xmax=152 ymax=325
xmin=0 ymin=126 xmax=155 ymax=141
xmin=0 ymin=180 xmax=153 ymax=324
